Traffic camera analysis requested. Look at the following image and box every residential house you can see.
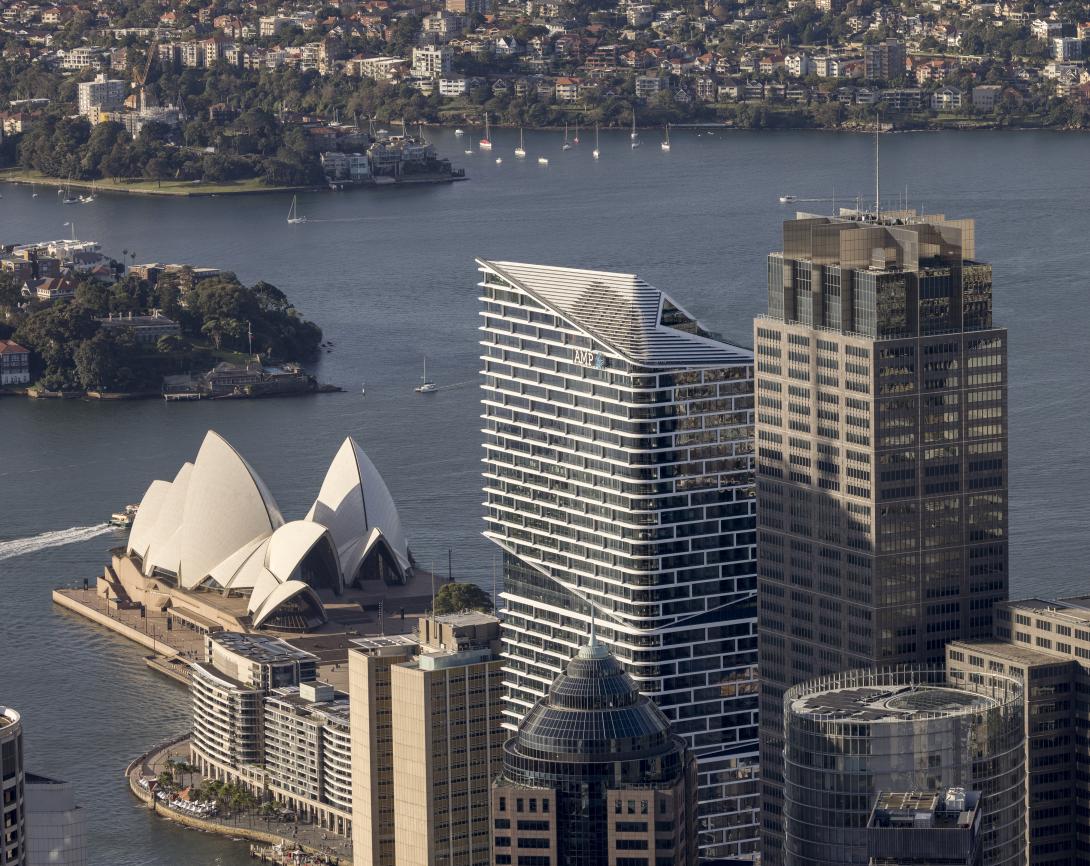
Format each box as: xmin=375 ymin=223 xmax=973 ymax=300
xmin=971 ymin=84 xmax=1003 ymax=109
xmin=0 ymin=340 xmax=31 ymax=386
xmin=931 ymin=85 xmax=964 ymax=110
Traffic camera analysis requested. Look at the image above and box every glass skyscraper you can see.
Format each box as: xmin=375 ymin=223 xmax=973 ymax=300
xmin=754 ymin=210 xmax=1009 ymax=863
xmin=477 ymin=259 xmax=760 ymax=858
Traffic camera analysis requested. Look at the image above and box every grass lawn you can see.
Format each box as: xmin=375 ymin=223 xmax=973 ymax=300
xmin=0 ymin=168 xmax=308 ymax=197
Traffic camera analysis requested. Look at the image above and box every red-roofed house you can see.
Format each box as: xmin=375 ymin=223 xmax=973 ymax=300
xmin=0 ymin=340 xmax=31 ymax=385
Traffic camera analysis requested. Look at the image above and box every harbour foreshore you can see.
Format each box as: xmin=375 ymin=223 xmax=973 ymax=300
xmin=126 ymin=736 xmax=350 ymax=866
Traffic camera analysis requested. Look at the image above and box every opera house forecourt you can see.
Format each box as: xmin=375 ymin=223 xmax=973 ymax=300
xmin=104 ymin=430 xmax=418 ymax=635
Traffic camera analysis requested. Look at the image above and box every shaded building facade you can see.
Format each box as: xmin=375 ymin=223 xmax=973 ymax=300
xmin=755 ymin=210 xmax=1009 ymax=861
xmin=477 ymin=259 xmax=760 ymax=857
xmin=490 ymin=635 xmax=698 ymax=866
xmin=946 ymin=595 xmax=1090 ymax=866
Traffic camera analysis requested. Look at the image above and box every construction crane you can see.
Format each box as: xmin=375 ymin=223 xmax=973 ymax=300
xmin=130 ymin=33 xmax=159 ymax=112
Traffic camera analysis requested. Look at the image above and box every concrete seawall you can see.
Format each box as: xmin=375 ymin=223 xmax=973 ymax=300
xmin=52 ymin=590 xmax=169 ymax=654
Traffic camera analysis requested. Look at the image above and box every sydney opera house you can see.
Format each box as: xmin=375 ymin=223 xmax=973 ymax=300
xmin=105 ymin=430 xmax=416 ymax=634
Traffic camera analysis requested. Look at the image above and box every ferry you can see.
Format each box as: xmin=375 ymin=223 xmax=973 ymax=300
xmin=110 ymin=504 xmax=139 ymax=528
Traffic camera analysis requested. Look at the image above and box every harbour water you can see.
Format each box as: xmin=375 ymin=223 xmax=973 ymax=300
xmin=0 ymin=129 xmax=1088 ymax=864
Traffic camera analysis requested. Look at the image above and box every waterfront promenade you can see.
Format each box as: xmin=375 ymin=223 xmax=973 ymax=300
xmin=128 ymin=737 xmax=352 ymax=866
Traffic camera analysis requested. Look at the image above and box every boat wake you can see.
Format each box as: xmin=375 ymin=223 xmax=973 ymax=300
xmin=0 ymin=524 xmax=113 ymax=562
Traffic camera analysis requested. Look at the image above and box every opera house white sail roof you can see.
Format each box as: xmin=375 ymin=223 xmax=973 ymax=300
xmin=125 ymin=431 xmax=413 ymax=631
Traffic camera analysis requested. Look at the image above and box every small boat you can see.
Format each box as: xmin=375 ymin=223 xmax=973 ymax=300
xmin=361 ymin=383 xmax=366 ymax=395
xmin=592 ymin=123 xmax=600 ymax=160
xmin=514 ymin=127 xmax=526 ymax=158
xmin=661 ymin=123 xmax=671 ymax=152
xmin=495 ymin=157 xmax=503 ymax=164
xmin=464 ymin=148 xmax=473 ymax=155
xmin=573 ymin=121 xmax=580 ymax=145
xmin=110 ymin=504 xmax=139 ymax=528
xmin=415 ymin=357 xmax=437 ymax=393
xmin=779 ymin=194 xmax=797 ymax=203
xmin=479 ymin=113 xmax=493 ymax=150
xmin=376 ymin=128 xmax=389 ymax=135
xmin=538 ymin=157 xmax=549 ymax=165
xmin=454 ymin=128 xmax=465 ymax=136
xmin=562 ymin=122 xmax=571 ymax=151
xmin=287 ymin=195 xmax=306 ymax=224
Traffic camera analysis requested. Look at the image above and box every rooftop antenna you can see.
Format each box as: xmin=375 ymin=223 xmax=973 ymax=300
xmin=589 ymin=608 xmax=597 ymax=647
xmin=874 ymin=111 xmax=880 ymax=221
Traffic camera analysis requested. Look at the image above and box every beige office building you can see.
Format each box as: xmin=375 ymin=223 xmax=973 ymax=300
xmin=947 ymin=596 xmax=1090 ymax=866
xmin=392 ymin=613 xmax=505 ymax=866
xmin=350 ymin=614 xmax=505 ymax=866
xmin=350 ymin=635 xmax=418 ymax=866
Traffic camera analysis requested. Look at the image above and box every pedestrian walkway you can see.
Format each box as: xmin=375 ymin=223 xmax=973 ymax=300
xmin=127 ymin=737 xmax=352 ymax=866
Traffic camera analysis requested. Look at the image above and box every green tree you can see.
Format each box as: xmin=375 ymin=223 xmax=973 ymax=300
xmin=433 ymin=582 xmax=494 ymax=615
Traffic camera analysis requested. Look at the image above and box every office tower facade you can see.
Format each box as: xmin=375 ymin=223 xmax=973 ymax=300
xmin=391 ymin=613 xmax=505 ymax=866
xmin=783 ymin=668 xmax=1024 ymax=866
xmin=756 ymin=210 xmax=1008 ymax=861
xmin=264 ymin=681 xmax=352 ymax=835
xmin=491 ymin=636 xmax=699 ymax=866
xmin=23 ymin=775 xmax=87 ymax=866
xmin=189 ymin=632 xmax=319 ymax=784
xmin=477 ymin=259 xmax=760 ymax=857
xmin=946 ymin=596 xmax=1090 ymax=866
xmin=1 ymin=707 xmax=26 ymax=866
xmin=867 ymin=789 xmax=983 ymax=866
xmin=349 ymin=635 xmax=419 ymax=866
xmin=0 ymin=709 xmax=86 ymax=866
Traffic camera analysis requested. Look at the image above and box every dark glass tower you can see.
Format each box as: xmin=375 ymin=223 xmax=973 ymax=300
xmin=755 ymin=209 xmax=1009 ymax=863
xmin=491 ymin=635 xmax=699 ymax=866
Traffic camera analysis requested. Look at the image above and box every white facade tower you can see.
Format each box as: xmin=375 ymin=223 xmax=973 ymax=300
xmin=477 ymin=259 xmax=761 ymax=858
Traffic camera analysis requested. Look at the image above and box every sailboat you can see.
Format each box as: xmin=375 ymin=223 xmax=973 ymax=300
xmin=62 ymin=175 xmax=79 ymax=205
xmin=514 ymin=127 xmax=526 ymax=158
xmin=562 ymin=122 xmax=571 ymax=151
xmin=661 ymin=123 xmax=671 ymax=152
xmin=287 ymin=195 xmax=306 ymax=224
xmin=414 ymin=357 xmax=437 ymax=393
xmin=479 ymin=113 xmax=492 ymax=151
xmin=592 ymin=123 xmax=600 ymax=160
xmin=31 ymin=184 xmax=38 ymax=198
xmin=630 ymin=109 xmax=639 ymax=140
xmin=80 ymin=180 xmax=96 ymax=203
xmin=573 ymin=121 xmax=580 ymax=145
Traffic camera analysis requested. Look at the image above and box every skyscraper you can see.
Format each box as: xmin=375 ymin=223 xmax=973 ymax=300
xmin=491 ymin=634 xmax=699 ymax=866
xmin=478 ymin=259 xmax=760 ymax=857
xmin=755 ymin=209 xmax=1008 ymax=862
